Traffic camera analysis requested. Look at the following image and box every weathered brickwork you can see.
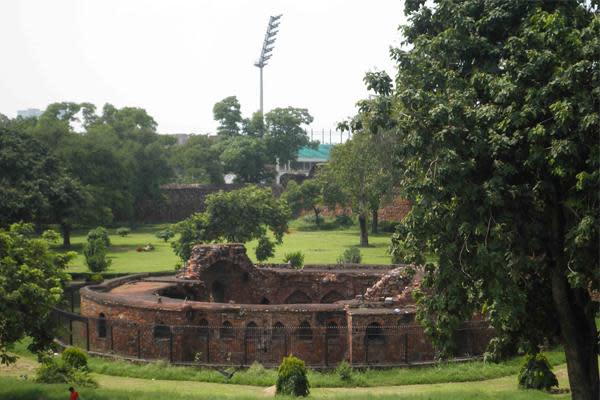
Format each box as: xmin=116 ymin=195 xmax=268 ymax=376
xmin=76 ymin=244 xmax=493 ymax=367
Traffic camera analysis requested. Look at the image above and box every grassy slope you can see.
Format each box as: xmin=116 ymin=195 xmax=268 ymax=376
xmin=60 ymin=222 xmax=393 ymax=273
xmin=10 ymin=340 xmax=566 ymax=389
xmin=0 ymin=355 xmax=572 ymax=400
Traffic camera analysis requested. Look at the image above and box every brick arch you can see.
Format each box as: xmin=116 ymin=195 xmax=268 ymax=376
xmin=284 ymin=290 xmax=312 ymax=304
xmin=320 ymin=290 xmax=344 ymax=304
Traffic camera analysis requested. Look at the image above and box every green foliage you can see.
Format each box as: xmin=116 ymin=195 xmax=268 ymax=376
xmin=155 ymin=229 xmax=175 ymax=243
xmin=284 ymin=180 xmax=323 ymax=226
xmin=219 ymin=136 xmax=273 ymax=183
xmin=264 ymin=107 xmax=313 ymax=165
xmin=335 ymin=360 xmax=353 ymax=382
xmin=319 ymin=130 xmax=396 ymax=246
xmin=61 ymin=347 xmax=88 ymax=370
xmin=255 ymin=235 xmax=275 ymax=262
xmin=283 ymin=251 xmax=305 ymax=269
xmin=378 ymin=220 xmax=399 ymax=233
xmin=517 ymin=353 xmax=558 ymax=391
xmin=0 ymin=223 xmax=71 ymax=365
xmin=169 ymin=135 xmax=224 ymax=184
xmin=276 ymin=355 xmax=310 ymax=397
xmin=337 ymin=247 xmax=362 ymax=264
xmin=83 ymin=238 xmax=111 ymax=273
xmin=35 ymin=357 xmax=97 ymax=388
xmin=172 ymin=186 xmax=291 ymax=261
xmin=385 ymin=1 xmax=599 ymax=394
xmin=213 ymin=96 xmax=242 ymax=136
xmin=116 ymin=227 xmax=131 ymax=237
xmin=87 ymin=227 xmax=110 ymax=247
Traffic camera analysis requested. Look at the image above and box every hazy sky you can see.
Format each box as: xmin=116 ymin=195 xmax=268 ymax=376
xmin=0 ymin=1 xmax=407 ymax=134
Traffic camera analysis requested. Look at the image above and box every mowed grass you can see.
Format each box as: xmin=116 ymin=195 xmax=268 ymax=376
xmin=59 ymin=221 xmax=393 ymax=273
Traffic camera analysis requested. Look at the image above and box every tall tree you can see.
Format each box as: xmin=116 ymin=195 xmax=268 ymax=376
xmin=264 ymin=107 xmax=313 ymax=166
xmin=283 ymin=180 xmax=324 ymax=227
xmin=169 ymin=135 xmax=224 ymax=184
xmin=219 ymin=136 xmax=273 ymax=183
xmin=320 ymin=131 xmax=393 ymax=246
xmin=388 ymin=1 xmax=598 ymax=398
xmin=0 ymin=223 xmax=72 ymax=364
xmin=213 ymin=96 xmax=243 ymax=136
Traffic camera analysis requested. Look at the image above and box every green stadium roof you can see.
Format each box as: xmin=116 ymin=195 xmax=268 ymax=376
xmin=297 ymin=144 xmax=333 ymax=161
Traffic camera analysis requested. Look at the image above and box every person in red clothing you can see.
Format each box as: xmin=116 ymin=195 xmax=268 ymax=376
xmin=68 ymin=387 xmax=79 ymax=400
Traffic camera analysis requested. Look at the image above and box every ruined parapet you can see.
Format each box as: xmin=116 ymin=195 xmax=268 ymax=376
xmin=176 ymin=243 xmax=254 ymax=280
xmin=364 ymin=266 xmax=423 ymax=304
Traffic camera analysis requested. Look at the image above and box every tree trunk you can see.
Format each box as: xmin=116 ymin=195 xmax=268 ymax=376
xmin=551 ymin=268 xmax=599 ymax=400
xmin=371 ymin=209 xmax=379 ymax=234
xmin=358 ymin=213 xmax=369 ymax=247
xmin=61 ymin=222 xmax=71 ymax=249
xmin=313 ymin=207 xmax=321 ymax=228
xmin=549 ymin=192 xmax=599 ymax=400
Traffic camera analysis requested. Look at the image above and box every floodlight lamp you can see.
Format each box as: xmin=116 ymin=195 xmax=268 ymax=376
xmin=268 ymin=21 xmax=280 ymax=30
xmin=265 ymin=38 xmax=276 ymax=47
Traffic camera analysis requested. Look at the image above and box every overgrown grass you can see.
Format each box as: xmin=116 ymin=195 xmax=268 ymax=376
xmin=58 ymin=221 xmax=394 ymax=273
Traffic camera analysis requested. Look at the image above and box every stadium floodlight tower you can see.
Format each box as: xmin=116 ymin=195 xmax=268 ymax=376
xmin=255 ymin=14 xmax=282 ymax=118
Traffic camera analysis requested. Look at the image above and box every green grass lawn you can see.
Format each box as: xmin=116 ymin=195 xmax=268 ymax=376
xmin=59 ymin=221 xmax=393 ymax=274
xmin=0 ymin=349 xmax=572 ymax=400
xmin=9 ymin=339 xmax=567 ymax=389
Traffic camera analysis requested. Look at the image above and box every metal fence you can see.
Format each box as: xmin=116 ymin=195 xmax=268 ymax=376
xmin=52 ymin=308 xmax=494 ymax=368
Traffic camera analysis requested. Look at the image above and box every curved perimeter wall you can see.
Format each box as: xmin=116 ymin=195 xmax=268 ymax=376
xmin=71 ymin=270 xmax=494 ymax=368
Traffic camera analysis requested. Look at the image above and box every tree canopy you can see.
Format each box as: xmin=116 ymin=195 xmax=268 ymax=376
xmin=172 ymin=186 xmax=291 ymax=262
xmin=0 ymin=224 xmax=72 ymax=364
xmin=386 ymin=1 xmax=598 ymax=398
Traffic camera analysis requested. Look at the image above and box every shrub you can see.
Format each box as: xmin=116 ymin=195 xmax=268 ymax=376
xmin=255 ymin=235 xmax=275 ymax=261
xmin=517 ymin=353 xmax=558 ymax=390
xmin=276 ymin=355 xmax=309 ymax=397
xmin=62 ymin=348 xmax=88 ymax=370
xmin=335 ymin=214 xmax=354 ymax=227
xmin=379 ymin=220 xmax=400 ymax=233
xmin=283 ymin=251 xmax=305 ymax=269
xmin=335 ymin=360 xmax=353 ymax=382
xmin=87 ymin=227 xmax=110 ymax=247
xmin=156 ymin=229 xmax=175 ymax=242
xmin=83 ymin=238 xmax=111 ymax=273
xmin=116 ymin=227 xmax=131 ymax=237
xmin=35 ymin=358 xmax=97 ymax=388
xmin=337 ymin=247 xmax=362 ymax=264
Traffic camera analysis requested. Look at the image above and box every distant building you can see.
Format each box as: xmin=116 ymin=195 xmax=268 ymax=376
xmin=17 ymin=108 xmax=42 ymax=118
xmin=275 ymin=144 xmax=333 ymax=184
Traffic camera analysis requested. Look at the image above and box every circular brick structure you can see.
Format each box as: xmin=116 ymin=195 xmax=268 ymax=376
xmin=79 ymin=244 xmax=492 ymax=367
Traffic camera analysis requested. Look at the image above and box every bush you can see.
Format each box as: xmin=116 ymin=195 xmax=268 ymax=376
xmin=517 ymin=353 xmax=558 ymax=390
xmin=62 ymin=348 xmax=88 ymax=370
xmin=335 ymin=360 xmax=353 ymax=382
xmin=35 ymin=358 xmax=97 ymax=388
xmin=276 ymin=355 xmax=309 ymax=397
xmin=335 ymin=214 xmax=354 ymax=227
xmin=283 ymin=251 xmax=305 ymax=269
xmin=87 ymin=227 xmax=110 ymax=247
xmin=83 ymin=238 xmax=111 ymax=273
xmin=337 ymin=247 xmax=362 ymax=264
xmin=379 ymin=220 xmax=400 ymax=233
xmin=156 ymin=229 xmax=175 ymax=242
xmin=116 ymin=227 xmax=131 ymax=237
xmin=255 ymin=235 xmax=275 ymax=261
